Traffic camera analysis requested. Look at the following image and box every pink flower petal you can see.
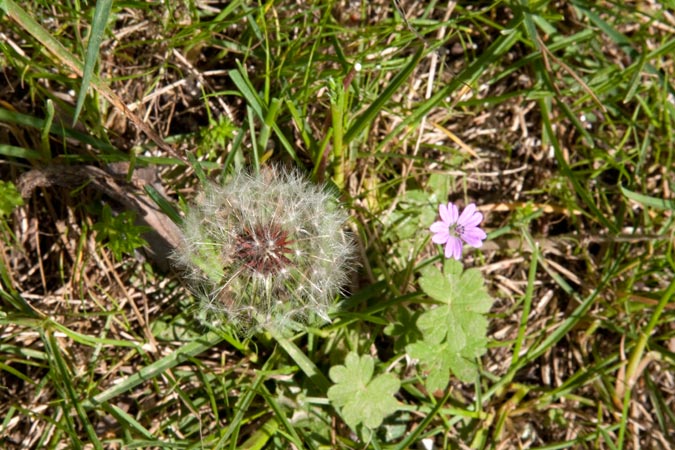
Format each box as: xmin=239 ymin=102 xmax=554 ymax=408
xmin=462 ymin=211 xmax=483 ymax=228
xmin=447 ymin=203 xmax=459 ymax=224
xmin=445 ymin=237 xmax=463 ymax=260
xmin=457 ymin=203 xmax=477 ymax=226
xmin=432 ymin=230 xmax=449 ymax=244
xmin=429 ymin=221 xmax=449 ymax=233
xmin=438 ymin=203 xmax=450 ymax=223
xmin=461 ymin=227 xmax=486 ymax=247
xmin=439 ymin=202 xmax=458 ymax=224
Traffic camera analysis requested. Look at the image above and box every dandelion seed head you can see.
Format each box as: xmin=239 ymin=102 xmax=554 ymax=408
xmin=173 ymin=166 xmax=356 ymax=333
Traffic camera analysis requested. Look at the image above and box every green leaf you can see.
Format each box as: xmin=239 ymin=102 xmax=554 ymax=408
xmin=327 ymin=352 xmax=400 ymax=429
xmin=406 ymin=340 xmax=453 ymax=393
xmin=383 ymin=307 xmax=423 ymax=353
xmin=92 ymin=205 xmax=150 ymax=261
xmin=420 ymin=259 xmax=492 ymax=313
xmin=407 ymin=262 xmax=493 ymax=387
xmin=418 ymin=262 xmax=456 ymax=304
xmin=0 ymin=181 xmax=24 ymax=217
xmin=408 ymin=338 xmax=480 ymax=392
xmin=144 ymin=184 xmax=183 ymax=225
xmin=270 ymin=329 xmax=331 ymax=393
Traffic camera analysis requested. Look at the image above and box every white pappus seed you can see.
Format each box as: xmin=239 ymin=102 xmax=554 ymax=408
xmin=172 ymin=166 xmax=356 ymax=333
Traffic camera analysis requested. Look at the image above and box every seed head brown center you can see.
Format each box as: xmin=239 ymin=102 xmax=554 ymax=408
xmin=235 ymin=223 xmax=294 ymax=275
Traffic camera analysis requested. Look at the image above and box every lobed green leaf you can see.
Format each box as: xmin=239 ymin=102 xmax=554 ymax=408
xmin=407 ymin=261 xmax=493 ymax=387
xmin=327 ymin=352 xmax=400 ymax=429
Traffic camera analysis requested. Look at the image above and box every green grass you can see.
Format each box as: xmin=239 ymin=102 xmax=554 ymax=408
xmin=1 ymin=0 xmax=675 ymax=448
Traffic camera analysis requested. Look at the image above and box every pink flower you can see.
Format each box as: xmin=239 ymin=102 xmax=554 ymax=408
xmin=429 ymin=202 xmax=486 ymax=260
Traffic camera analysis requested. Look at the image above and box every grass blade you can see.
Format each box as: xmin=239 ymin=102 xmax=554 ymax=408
xmin=0 ymin=144 xmax=43 ymax=160
xmin=144 ymin=184 xmax=184 ymax=225
xmin=1 ymin=0 xmax=176 ymax=156
xmin=540 ymin=99 xmax=619 ymax=233
xmin=343 ymin=44 xmax=424 ymax=144
xmin=44 ymin=330 xmax=103 ymax=450
xmin=0 ymin=107 xmax=119 ymax=154
xmin=620 ymin=185 xmax=675 ymax=211
xmin=269 ymin=329 xmax=330 ymax=392
xmin=83 ymin=329 xmax=227 ymax=408
xmin=376 ymin=23 xmax=522 ymax=152
xmin=73 ymin=0 xmax=113 ymax=125
xmin=229 ymin=64 xmax=300 ymax=165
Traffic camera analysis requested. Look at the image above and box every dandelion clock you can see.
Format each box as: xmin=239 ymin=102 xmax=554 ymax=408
xmin=172 ymin=166 xmax=355 ymax=334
